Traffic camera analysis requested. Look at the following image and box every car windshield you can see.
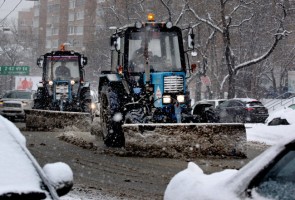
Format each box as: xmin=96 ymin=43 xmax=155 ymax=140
xmin=247 ymin=101 xmax=264 ymax=107
xmin=254 ymin=150 xmax=295 ymax=200
xmin=128 ymin=31 xmax=182 ymax=72
xmin=3 ymin=91 xmax=32 ymax=99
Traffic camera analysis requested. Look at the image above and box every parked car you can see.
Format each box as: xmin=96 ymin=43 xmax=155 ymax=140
xmin=90 ymin=90 xmax=99 ymax=120
xmin=0 ymin=115 xmax=73 ymax=199
xmin=215 ymin=98 xmax=269 ymax=123
xmin=0 ymin=90 xmax=34 ymax=121
xmin=165 ymin=136 xmax=295 ymax=200
xmin=289 ymin=104 xmax=295 ymax=110
xmin=191 ymin=101 xmax=219 ymax=123
xmin=193 ymin=99 xmax=226 ymax=109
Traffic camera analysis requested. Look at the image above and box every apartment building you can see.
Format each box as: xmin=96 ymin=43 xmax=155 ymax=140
xmin=27 ymin=0 xmax=105 ymax=54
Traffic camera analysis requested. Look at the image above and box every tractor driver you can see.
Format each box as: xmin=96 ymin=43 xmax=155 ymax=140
xmin=55 ymin=62 xmax=71 ymax=79
xmin=130 ymin=41 xmax=153 ymax=72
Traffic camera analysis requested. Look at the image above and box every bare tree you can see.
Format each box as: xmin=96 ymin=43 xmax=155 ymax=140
xmin=180 ymin=0 xmax=290 ymax=98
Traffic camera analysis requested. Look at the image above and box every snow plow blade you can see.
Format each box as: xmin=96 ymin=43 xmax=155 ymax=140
xmin=122 ymin=123 xmax=247 ymax=158
xmin=24 ymin=109 xmax=91 ymax=132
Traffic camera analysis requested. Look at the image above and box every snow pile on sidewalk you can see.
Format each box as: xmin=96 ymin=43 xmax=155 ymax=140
xmin=247 ymin=107 xmax=295 ymax=145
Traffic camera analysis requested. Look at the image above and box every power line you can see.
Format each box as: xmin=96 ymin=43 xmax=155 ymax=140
xmin=0 ymin=0 xmax=22 ymax=25
xmin=0 ymin=0 xmax=6 ymax=9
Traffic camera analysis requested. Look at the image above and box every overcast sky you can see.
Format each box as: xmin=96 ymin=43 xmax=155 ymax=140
xmin=0 ymin=0 xmax=34 ymax=21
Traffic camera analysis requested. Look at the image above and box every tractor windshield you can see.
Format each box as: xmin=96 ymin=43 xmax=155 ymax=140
xmin=128 ymin=31 xmax=182 ymax=72
xmin=45 ymin=56 xmax=80 ymax=81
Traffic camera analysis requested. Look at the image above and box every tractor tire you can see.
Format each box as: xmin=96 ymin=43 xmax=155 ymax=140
xmin=100 ymin=85 xmax=124 ymax=147
xmin=125 ymin=107 xmax=147 ymax=124
xmin=80 ymin=87 xmax=91 ymax=113
xmin=33 ymin=88 xmax=48 ymax=109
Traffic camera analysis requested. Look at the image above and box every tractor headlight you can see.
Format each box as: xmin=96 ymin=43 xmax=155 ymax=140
xmin=90 ymin=102 xmax=96 ymax=110
xmin=177 ymin=95 xmax=185 ymax=103
xmin=163 ymin=95 xmax=171 ymax=104
xmin=48 ymin=80 xmax=53 ymax=86
xmin=135 ymin=21 xmax=142 ymax=29
xmin=166 ymin=21 xmax=173 ymax=29
xmin=70 ymin=80 xmax=75 ymax=85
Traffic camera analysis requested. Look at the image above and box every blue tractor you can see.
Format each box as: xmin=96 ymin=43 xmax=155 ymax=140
xmin=96 ymin=15 xmax=247 ymax=159
xmin=25 ymin=44 xmax=92 ymax=131
xmin=97 ymin=14 xmax=196 ymax=147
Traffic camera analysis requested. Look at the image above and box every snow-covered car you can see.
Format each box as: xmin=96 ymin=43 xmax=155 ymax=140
xmin=0 ymin=90 xmax=34 ymax=121
xmin=164 ymin=136 xmax=295 ymax=200
xmin=0 ymin=115 xmax=74 ymax=199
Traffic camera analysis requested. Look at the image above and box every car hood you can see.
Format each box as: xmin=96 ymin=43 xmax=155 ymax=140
xmin=0 ymin=116 xmax=47 ymax=197
xmin=1 ymin=98 xmax=32 ymax=102
xmin=165 ymin=137 xmax=295 ymax=200
xmin=164 ymin=162 xmax=238 ymax=200
xmin=2 ymin=100 xmax=23 ymax=104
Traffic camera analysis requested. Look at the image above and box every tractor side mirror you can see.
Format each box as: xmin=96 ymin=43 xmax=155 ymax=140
xmin=110 ymin=35 xmax=120 ymax=51
xmin=36 ymin=58 xmax=43 ymax=68
xmin=115 ymin=37 xmax=121 ymax=51
xmin=81 ymin=56 xmax=88 ymax=66
xmin=188 ymin=33 xmax=195 ymax=49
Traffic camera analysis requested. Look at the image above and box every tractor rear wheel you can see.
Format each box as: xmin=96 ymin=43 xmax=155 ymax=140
xmin=100 ymin=85 xmax=124 ymax=147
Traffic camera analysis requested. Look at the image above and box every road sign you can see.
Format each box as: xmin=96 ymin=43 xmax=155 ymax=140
xmin=0 ymin=66 xmax=30 ymax=75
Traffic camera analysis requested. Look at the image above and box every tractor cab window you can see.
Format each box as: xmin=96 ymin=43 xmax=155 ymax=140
xmin=128 ymin=31 xmax=182 ymax=72
xmin=45 ymin=57 xmax=80 ymax=81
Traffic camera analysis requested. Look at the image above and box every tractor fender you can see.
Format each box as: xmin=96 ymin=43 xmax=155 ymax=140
xmin=98 ymin=74 xmax=123 ymax=94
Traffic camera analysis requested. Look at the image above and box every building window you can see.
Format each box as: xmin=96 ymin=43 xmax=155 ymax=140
xmin=46 ymin=27 xmax=52 ymax=36
xmin=68 ymin=26 xmax=75 ymax=35
xmin=69 ymin=13 xmax=75 ymax=21
xmin=76 ymin=11 xmax=84 ymax=20
xmin=33 ymin=19 xmax=39 ymax=28
xmin=47 ymin=16 xmax=60 ymax=25
xmin=69 ymin=0 xmax=75 ymax=9
xmin=47 ymin=4 xmax=60 ymax=13
xmin=34 ymin=7 xmax=39 ymax=17
xmin=76 ymin=26 xmax=83 ymax=35
xmin=76 ymin=0 xmax=85 ymax=7
xmin=45 ymin=39 xmax=58 ymax=49
xmin=46 ymin=40 xmax=51 ymax=49
xmin=52 ymin=28 xmax=59 ymax=35
xmin=52 ymin=39 xmax=59 ymax=48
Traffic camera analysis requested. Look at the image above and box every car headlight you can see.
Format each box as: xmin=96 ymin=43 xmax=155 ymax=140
xmin=163 ymin=95 xmax=171 ymax=104
xmin=177 ymin=95 xmax=185 ymax=103
xmin=70 ymin=80 xmax=75 ymax=85
xmin=48 ymin=80 xmax=53 ymax=86
xmin=0 ymin=101 xmax=3 ymax=107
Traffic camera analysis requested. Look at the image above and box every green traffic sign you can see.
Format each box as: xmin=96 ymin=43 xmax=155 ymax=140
xmin=0 ymin=66 xmax=30 ymax=75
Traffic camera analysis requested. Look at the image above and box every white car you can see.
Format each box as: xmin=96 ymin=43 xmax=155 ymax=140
xmin=192 ymin=99 xmax=226 ymax=110
xmin=0 ymin=115 xmax=74 ymax=199
xmin=165 ymin=136 xmax=295 ymax=200
xmin=0 ymin=90 xmax=34 ymax=121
